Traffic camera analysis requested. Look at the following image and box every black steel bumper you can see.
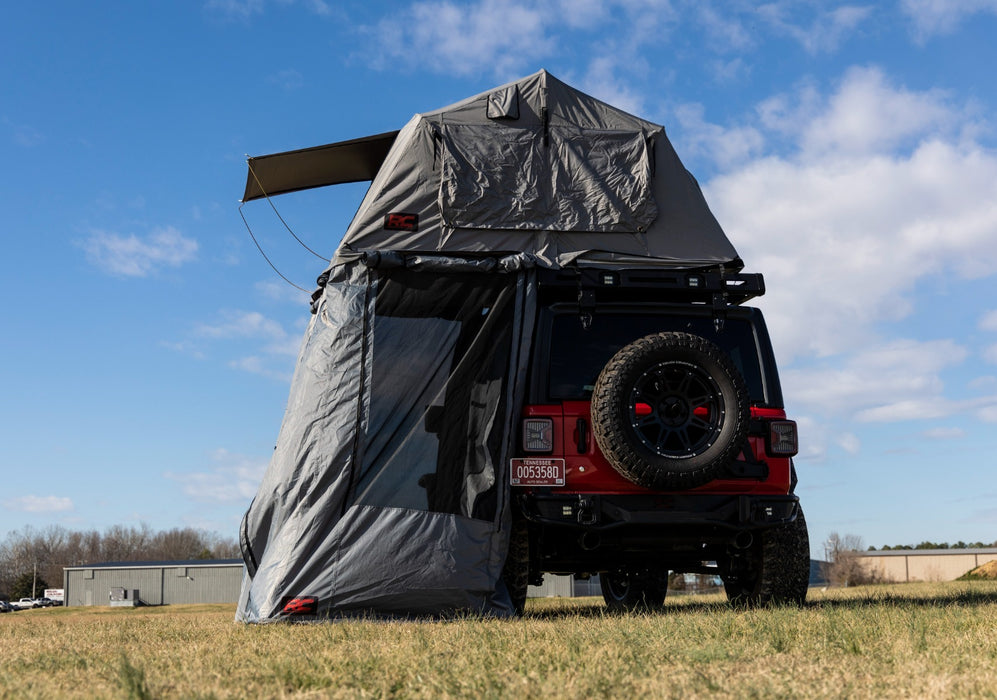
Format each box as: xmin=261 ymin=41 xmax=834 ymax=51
xmin=516 ymin=491 xmax=800 ymax=532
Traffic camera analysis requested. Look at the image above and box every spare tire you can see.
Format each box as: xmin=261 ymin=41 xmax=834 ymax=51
xmin=591 ymin=331 xmax=750 ymax=490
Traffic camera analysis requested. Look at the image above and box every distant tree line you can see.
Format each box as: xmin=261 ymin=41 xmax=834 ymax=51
xmin=0 ymin=524 xmax=240 ymax=600
xmin=868 ymin=541 xmax=997 ymax=551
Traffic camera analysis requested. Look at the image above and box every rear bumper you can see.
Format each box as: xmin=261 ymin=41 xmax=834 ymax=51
xmin=516 ymin=491 xmax=800 ymax=531
xmin=515 ymin=492 xmax=802 ymax=574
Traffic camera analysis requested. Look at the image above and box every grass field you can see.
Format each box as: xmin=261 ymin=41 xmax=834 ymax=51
xmin=2 ymin=581 xmax=996 ymax=699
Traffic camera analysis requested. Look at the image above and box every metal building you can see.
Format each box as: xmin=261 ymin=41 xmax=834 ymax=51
xmin=853 ymin=548 xmax=997 ymax=583
xmin=63 ymin=559 xmax=244 ymax=607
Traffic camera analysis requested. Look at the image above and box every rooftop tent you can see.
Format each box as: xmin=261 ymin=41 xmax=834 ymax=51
xmin=236 ymin=70 xmax=744 ymax=622
xmin=332 ymin=69 xmax=741 ymax=269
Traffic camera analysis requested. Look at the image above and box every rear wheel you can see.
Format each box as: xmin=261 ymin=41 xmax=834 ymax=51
xmin=502 ymin=517 xmax=530 ymax=616
xmin=600 ymin=570 xmax=668 ymax=611
xmin=724 ymin=507 xmax=810 ymax=607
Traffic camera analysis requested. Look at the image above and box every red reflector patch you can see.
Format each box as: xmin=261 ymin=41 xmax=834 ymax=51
xmin=281 ymin=596 xmax=318 ymax=615
xmin=634 ymin=404 xmax=710 ymax=418
xmin=384 ymin=212 xmax=419 ymax=231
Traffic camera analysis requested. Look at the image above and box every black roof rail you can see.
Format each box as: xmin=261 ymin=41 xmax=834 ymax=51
xmin=537 ymin=268 xmax=765 ymax=306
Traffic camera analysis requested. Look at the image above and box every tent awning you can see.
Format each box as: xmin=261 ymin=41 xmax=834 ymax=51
xmin=242 ymin=131 xmax=399 ymax=202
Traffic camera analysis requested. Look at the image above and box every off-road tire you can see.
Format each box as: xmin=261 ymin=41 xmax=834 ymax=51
xmin=591 ymin=332 xmax=751 ymax=490
xmin=724 ymin=507 xmax=810 ymax=607
xmin=502 ymin=517 xmax=530 ymax=615
xmin=600 ymin=571 xmax=668 ymax=611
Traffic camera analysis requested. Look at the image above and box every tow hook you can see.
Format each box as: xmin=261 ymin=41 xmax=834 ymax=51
xmin=577 ymin=497 xmax=597 ymax=525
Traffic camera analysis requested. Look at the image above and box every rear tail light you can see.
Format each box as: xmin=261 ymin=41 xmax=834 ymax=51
xmin=523 ymin=418 xmax=554 ymax=452
xmin=767 ymin=420 xmax=798 ymax=456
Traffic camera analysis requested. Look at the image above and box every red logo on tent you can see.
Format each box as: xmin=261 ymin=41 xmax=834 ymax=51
xmin=281 ymin=596 xmax=318 ymax=615
xmin=384 ymin=213 xmax=419 ymax=231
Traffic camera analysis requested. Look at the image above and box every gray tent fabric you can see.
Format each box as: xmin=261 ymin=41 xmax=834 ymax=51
xmin=237 ymin=69 xmax=744 ymax=622
xmin=332 ymin=70 xmax=740 ymax=269
xmin=238 ymin=255 xmax=536 ymax=621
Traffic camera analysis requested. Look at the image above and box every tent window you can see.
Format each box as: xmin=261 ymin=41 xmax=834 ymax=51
xmin=349 ymin=270 xmax=516 ymax=522
xmin=440 ymin=124 xmax=544 ymax=230
xmin=439 ymin=124 xmax=656 ymax=233
xmin=549 ymin=127 xmax=657 ymax=232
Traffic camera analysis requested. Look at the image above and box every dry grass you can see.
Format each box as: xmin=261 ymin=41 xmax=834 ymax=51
xmin=2 ymin=582 xmax=996 ymax=699
xmin=962 ymin=559 xmax=997 ymax=580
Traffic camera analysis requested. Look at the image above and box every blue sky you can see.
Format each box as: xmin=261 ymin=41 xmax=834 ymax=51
xmin=3 ymin=1 xmax=997 ymax=559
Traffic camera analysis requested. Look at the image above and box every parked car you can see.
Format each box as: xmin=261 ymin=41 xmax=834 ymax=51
xmin=0 ymin=600 xmax=13 ymax=613
xmin=504 ymin=269 xmax=808 ymax=612
xmin=11 ymin=598 xmax=41 ymax=610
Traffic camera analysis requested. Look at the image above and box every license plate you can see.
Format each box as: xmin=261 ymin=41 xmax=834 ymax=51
xmin=510 ymin=458 xmax=565 ymax=486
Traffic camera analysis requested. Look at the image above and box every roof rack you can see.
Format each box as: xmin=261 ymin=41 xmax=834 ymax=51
xmin=537 ymin=268 xmax=765 ymax=306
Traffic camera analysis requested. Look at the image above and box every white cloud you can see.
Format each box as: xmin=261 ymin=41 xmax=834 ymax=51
xmin=984 ymin=344 xmax=997 ymax=365
xmin=686 ymin=2 xmax=872 ymax=55
xmin=255 ymin=279 xmax=311 ymax=304
xmin=969 ymin=375 xmax=997 ymax=390
xmin=900 ymin=0 xmax=997 ymax=40
xmin=798 ymin=67 xmax=969 ymax=157
xmin=191 ymin=310 xmax=299 ymax=380
xmin=267 ymin=69 xmax=304 ymax=91
xmin=166 ymin=449 xmax=267 ymax=503
xmin=746 ymin=66 xmax=971 ymax=159
xmin=578 ymin=56 xmax=648 ymax=116
xmin=363 ymin=1 xmax=873 ymax=89
xmin=694 ymin=2 xmax=754 ymax=51
xmin=370 ymin=0 xmax=554 ymax=78
xmin=4 ymin=116 xmax=44 ymax=147
xmin=856 ymin=397 xmax=962 ymax=423
xmin=979 ymin=404 xmax=997 ymax=422
xmin=673 ymin=102 xmax=765 ymax=169
xmin=160 ymin=340 xmax=206 ymax=360
xmin=196 ymin=309 xmax=301 ymax=355
xmin=734 ymin=89 xmax=997 ymax=423
xmin=82 ymin=226 xmax=198 ymax=277
xmin=837 ymin=432 xmax=861 ymax=455
xmin=979 ymin=310 xmax=997 ymax=331
xmin=229 ymin=355 xmax=294 ymax=382
xmin=704 ymin=67 xmax=997 ymax=363
xmin=204 ymin=0 xmax=264 ymax=20
xmin=196 ymin=310 xmax=288 ymax=344
xmin=708 ymin=57 xmax=750 ymax=85
xmin=205 ymin=0 xmax=331 ymax=21
xmin=922 ymin=427 xmax=966 ymax=440
xmin=554 ymin=0 xmax=609 ymax=28
xmin=783 ymin=339 xmax=967 ymax=420
xmin=294 ymin=0 xmax=332 ymax=16
xmin=756 ymin=4 xmax=873 ymax=54
xmin=364 ymin=0 xmax=680 ymax=82
xmin=3 ymin=495 xmax=74 ymax=513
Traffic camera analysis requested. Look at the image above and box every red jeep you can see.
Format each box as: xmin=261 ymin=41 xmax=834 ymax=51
xmin=505 ymin=267 xmax=810 ymax=611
